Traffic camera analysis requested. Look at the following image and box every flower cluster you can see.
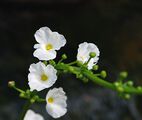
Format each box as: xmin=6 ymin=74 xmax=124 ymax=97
xmin=25 ymin=27 xmax=68 ymax=119
xmin=33 ymin=27 xmax=66 ymax=61
xmin=77 ymin=42 xmax=100 ymax=69
xmin=24 ymin=27 xmax=100 ymax=119
xmin=9 ymin=26 xmax=142 ymax=120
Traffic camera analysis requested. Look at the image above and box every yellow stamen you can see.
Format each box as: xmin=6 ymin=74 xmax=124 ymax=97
xmin=41 ymin=74 xmax=48 ymax=81
xmin=48 ymin=97 xmax=54 ymax=103
xmin=45 ymin=44 xmax=53 ymax=50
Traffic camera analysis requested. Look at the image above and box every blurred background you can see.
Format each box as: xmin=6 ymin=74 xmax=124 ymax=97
xmin=0 ymin=0 xmax=142 ymax=120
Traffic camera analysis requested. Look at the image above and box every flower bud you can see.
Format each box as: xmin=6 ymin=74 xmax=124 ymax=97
xmin=137 ymin=86 xmax=142 ymax=90
xmin=114 ymin=82 xmax=120 ymax=87
xmin=19 ymin=93 xmax=25 ymax=98
xmin=100 ymin=70 xmax=107 ymax=78
xmin=117 ymin=87 xmax=124 ymax=92
xmin=127 ymin=81 xmax=133 ymax=86
xmin=26 ymin=90 xmax=31 ymax=94
xmin=124 ymin=94 xmax=131 ymax=100
xmin=89 ymin=52 xmax=96 ymax=58
xmin=30 ymin=98 xmax=35 ymax=103
xmin=77 ymin=61 xmax=83 ymax=66
xmin=62 ymin=54 xmax=67 ymax=59
xmin=77 ymin=74 xmax=83 ymax=79
xmin=93 ymin=65 xmax=99 ymax=71
xmin=119 ymin=71 xmax=128 ymax=79
xmin=34 ymin=95 xmax=39 ymax=100
xmin=82 ymin=77 xmax=89 ymax=83
xmin=49 ymin=60 xmax=56 ymax=66
xmin=69 ymin=67 xmax=74 ymax=72
xmin=43 ymin=61 xmax=47 ymax=65
xmin=8 ymin=81 xmax=15 ymax=88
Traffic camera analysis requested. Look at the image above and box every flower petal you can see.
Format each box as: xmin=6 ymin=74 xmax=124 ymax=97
xmin=28 ymin=80 xmax=46 ymax=91
xmin=48 ymin=32 xmax=66 ymax=50
xmin=33 ymin=27 xmax=66 ymax=60
xmin=29 ymin=61 xmax=44 ymax=73
xmin=24 ymin=110 xmax=44 ymax=120
xmin=46 ymin=103 xmax=67 ymax=118
xmin=33 ymin=48 xmax=56 ymax=61
xmin=34 ymin=27 xmax=52 ymax=44
xmin=77 ymin=42 xmax=100 ymax=69
xmin=46 ymin=88 xmax=67 ymax=118
xmin=28 ymin=62 xmax=57 ymax=91
xmin=34 ymin=44 xmax=40 ymax=49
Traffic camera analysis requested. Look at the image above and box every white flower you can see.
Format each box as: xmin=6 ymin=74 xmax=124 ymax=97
xmin=24 ymin=109 xmax=44 ymax=120
xmin=28 ymin=62 xmax=57 ymax=91
xmin=46 ymin=88 xmax=67 ymax=118
xmin=77 ymin=42 xmax=100 ymax=69
xmin=33 ymin=27 xmax=66 ymax=60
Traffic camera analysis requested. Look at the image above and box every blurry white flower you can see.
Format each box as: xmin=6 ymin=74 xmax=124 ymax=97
xmin=33 ymin=27 xmax=66 ymax=60
xmin=28 ymin=62 xmax=57 ymax=91
xmin=46 ymin=88 xmax=67 ymax=118
xmin=77 ymin=42 xmax=100 ymax=69
xmin=24 ymin=109 xmax=44 ymax=120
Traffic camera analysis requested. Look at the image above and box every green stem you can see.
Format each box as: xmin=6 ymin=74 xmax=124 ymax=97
xmin=82 ymin=70 xmax=142 ymax=94
xmin=37 ymin=98 xmax=46 ymax=102
xmin=58 ymin=58 xmax=65 ymax=63
xmin=67 ymin=61 xmax=77 ymax=65
xmin=55 ymin=63 xmax=142 ymax=95
xmin=86 ymin=57 xmax=91 ymax=65
xmin=12 ymin=86 xmax=25 ymax=93
xmin=82 ymin=69 xmax=115 ymax=90
xmin=19 ymin=100 xmax=32 ymax=120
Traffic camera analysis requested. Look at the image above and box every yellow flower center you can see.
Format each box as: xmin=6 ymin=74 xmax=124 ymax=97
xmin=48 ymin=97 xmax=54 ymax=103
xmin=45 ymin=44 xmax=53 ymax=50
xmin=41 ymin=74 xmax=48 ymax=81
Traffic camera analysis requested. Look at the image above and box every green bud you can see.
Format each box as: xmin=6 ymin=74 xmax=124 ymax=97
xmin=117 ymin=87 xmax=124 ymax=92
xmin=33 ymin=95 xmax=39 ymax=101
xmin=93 ymin=65 xmax=99 ymax=71
xmin=77 ymin=61 xmax=83 ymax=66
xmin=100 ymin=70 xmax=107 ymax=78
xmin=137 ymin=86 xmax=142 ymax=90
xmin=49 ymin=60 xmax=56 ymax=66
xmin=82 ymin=77 xmax=89 ymax=83
xmin=8 ymin=81 xmax=15 ymax=88
xmin=30 ymin=98 xmax=35 ymax=103
xmin=124 ymin=94 xmax=131 ymax=100
xmin=69 ymin=67 xmax=74 ymax=72
xmin=114 ymin=82 xmax=120 ymax=87
xmin=26 ymin=90 xmax=31 ymax=94
xmin=77 ymin=74 xmax=83 ymax=79
xmin=89 ymin=52 xmax=96 ymax=58
xmin=127 ymin=81 xmax=133 ymax=86
xmin=19 ymin=93 xmax=25 ymax=98
xmin=120 ymin=71 xmax=128 ymax=79
xmin=43 ymin=61 xmax=47 ymax=65
xmin=62 ymin=54 xmax=67 ymax=59
xmin=60 ymin=62 xmax=64 ymax=65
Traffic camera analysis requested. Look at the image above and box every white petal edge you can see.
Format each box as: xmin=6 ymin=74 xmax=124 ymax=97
xmin=28 ymin=62 xmax=57 ymax=91
xmin=34 ymin=27 xmax=52 ymax=44
xmin=77 ymin=42 xmax=100 ymax=69
xmin=24 ymin=109 xmax=44 ymax=120
xmin=46 ymin=88 xmax=67 ymax=118
xmin=33 ymin=48 xmax=56 ymax=61
xmin=48 ymin=32 xmax=66 ymax=50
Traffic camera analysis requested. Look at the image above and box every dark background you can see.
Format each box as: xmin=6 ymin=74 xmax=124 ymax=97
xmin=0 ymin=0 xmax=142 ymax=120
